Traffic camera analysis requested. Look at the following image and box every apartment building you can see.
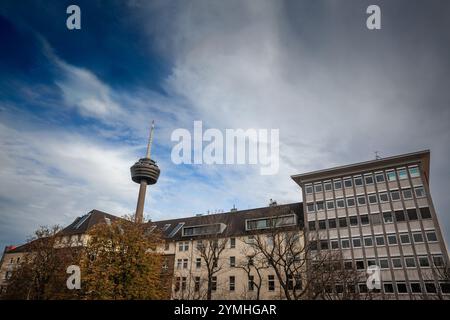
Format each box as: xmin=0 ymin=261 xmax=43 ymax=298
xmin=291 ymin=150 xmax=450 ymax=299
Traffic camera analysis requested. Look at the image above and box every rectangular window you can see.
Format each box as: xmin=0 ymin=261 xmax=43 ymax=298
xmin=390 ymin=190 xmax=400 ymax=201
xmin=307 ymin=203 xmax=315 ymax=213
xmin=308 ymin=221 xmax=316 ymax=231
xmin=346 ymin=197 xmax=355 ymax=207
xmin=397 ymin=169 xmax=408 ymax=180
xmin=229 ymin=276 xmax=235 ymax=291
xmin=365 ymin=174 xmax=374 ymax=185
xmin=354 ymin=176 xmax=363 ymax=186
xmin=182 ymin=277 xmax=187 ymax=291
xmin=403 ymin=188 xmax=413 ymax=200
xmin=344 ymin=261 xmax=353 ymax=270
xmin=395 ymin=210 xmax=405 ymax=222
xmin=230 ymin=256 xmax=236 ymax=267
xmin=326 ymin=200 xmax=335 ymax=210
xmin=379 ymin=259 xmax=389 ymax=269
xmin=370 ymin=213 xmax=382 ymax=225
xmin=324 ymin=182 xmax=332 ymax=191
xmin=344 ymin=178 xmax=353 ymax=188
xmin=230 ymin=237 xmax=236 ymax=248
xmin=352 ymin=237 xmax=362 ymax=248
xmin=175 ymin=277 xmax=180 ymax=291
xmin=314 ymin=184 xmax=323 ymax=193
xmin=384 ymin=283 xmax=394 ymax=293
xmin=194 ymin=277 xmax=200 ymax=292
xmin=341 ymin=239 xmax=350 ymax=249
xmin=400 ymin=234 xmax=410 ymax=244
xmin=357 ymin=195 xmax=366 ymax=206
xmin=196 ymin=258 xmax=201 ymax=268
xmin=383 ymin=212 xmax=393 ymax=224
xmin=379 ymin=192 xmax=389 ymax=203
xmin=364 ymin=236 xmax=373 ymax=247
xmin=375 ymin=173 xmax=385 ymax=183
xmin=331 ymin=240 xmax=339 ymax=249
xmin=165 ymin=242 xmax=170 ymax=251
xmin=413 ymin=232 xmax=424 ymax=243
xmin=268 ymin=275 xmax=275 ymax=291
xmin=320 ymin=240 xmax=329 ymax=250
xmin=318 ymin=220 xmax=326 ymax=230
xmin=386 ymin=171 xmax=396 ymax=182
xmin=336 ymin=199 xmax=345 ymax=208
xmin=405 ymin=257 xmax=416 ymax=268
xmin=316 ymin=201 xmax=324 ymax=211
xmin=420 ymin=207 xmax=432 ymax=219
xmin=387 ymin=234 xmax=398 ymax=245
xmin=183 ymin=259 xmax=188 ymax=269
xmin=425 ymin=283 xmax=437 ymax=293
xmin=368 ymin=194 xmax=378 ymax=204
xmin=212 ymin=277 xmax=217 ymax=291
xmin=356 ymin=260 xmax=365 ymax=270
xmin=414 ymin=186 xmax=426 ymax=198
xmin=407 ymin=209 xmax=418 ymax=221
xmin=177 ymin=259 xmax=182 ymax=269
xmin=426 ymin=231 xmax=437 ymax=242
xmin=409 ymin=166 xmax=420 ymax=178
xmin=375 ymin=235 xmax=385 ymax=246
xmin=305 ymin=185 xmax=313 ymax=194
xmin=334 ymin=180 xmax=342 ymax=190
xmin=410 ymin=283 xmax=422 ymax=293
xmin=328 ymin=218 xmax=337 ymax=229
xmin=433 ymin=256 xmax=444 ymax=267
xmin=248 ymin=276 xmax=254 ymax=291
xmin=418 ymin=256 xmax=430 ymax=267
xmin=392 ymin=258 xmax=402 ymax=268
xmin=397 ymin=283 xmax=408 ymax=293
xmin=339 ymin=217 xmax=348 ymax=228
xmin=349 ymin=216 xmax=358 ymax=227
xmin=360 ymin=215 xmax=369 ymax=225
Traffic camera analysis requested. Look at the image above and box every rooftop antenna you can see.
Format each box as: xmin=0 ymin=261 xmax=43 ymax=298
xmin=374 ymin=151 xmax=382 ymax=160
xmin=146 ymin=120 xmax=155 ymax=159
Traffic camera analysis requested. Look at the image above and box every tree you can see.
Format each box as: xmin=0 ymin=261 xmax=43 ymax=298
xmin=80 ymin=217 xmax=166 ymax=299
xmin=1 ymin=226 xmax=81 ymax=300
xmin=236 ymin=247 xmax=269 ymax=300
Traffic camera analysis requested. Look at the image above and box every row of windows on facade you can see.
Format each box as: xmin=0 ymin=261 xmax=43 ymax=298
xmin=174 ymin=237 xmax=237 ymax=252
xmin=177 ymin=255 xmax=241 ymax=269
xmin=310 ymin=229 xmax=439 ymax=252
xmin=306 ymin=186 xmax=426 ymax=213
xmin=308 ymin=207 xmax=432 ymax=232
xmin=174 ymin=274 xmax=296 ymax=293
xmin=305 ymin=166 xmax=421 ymax=195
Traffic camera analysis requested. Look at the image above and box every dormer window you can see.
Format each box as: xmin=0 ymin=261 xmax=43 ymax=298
xmin=182 ymin=223 xmax=226 ymax=237
xmin=245 ymin=214 xmax=296 ymax=231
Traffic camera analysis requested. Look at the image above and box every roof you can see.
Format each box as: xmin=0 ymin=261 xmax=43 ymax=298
xmin=147 ymin=202 xmax=304 ymax=241
xmin=291 ymin=150 xmax=430 ymax=186
xmin=58 ymin=209 xmax=122 ymax=236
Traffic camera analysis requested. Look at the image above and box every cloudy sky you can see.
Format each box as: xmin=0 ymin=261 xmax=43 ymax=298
xmin=1 ymin=0 xmax=449 ymax=250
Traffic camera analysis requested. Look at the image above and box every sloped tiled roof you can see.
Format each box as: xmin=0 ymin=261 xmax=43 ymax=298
xmin=59 ymin=209 xmax=122 ymax=236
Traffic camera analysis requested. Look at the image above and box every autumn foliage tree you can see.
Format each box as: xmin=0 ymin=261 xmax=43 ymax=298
xmin=80 ymin=217 xmax=166 ymax=299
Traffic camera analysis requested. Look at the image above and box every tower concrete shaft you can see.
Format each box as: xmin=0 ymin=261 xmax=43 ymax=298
xmin=135 ymin=180 xmax=147 ymax=223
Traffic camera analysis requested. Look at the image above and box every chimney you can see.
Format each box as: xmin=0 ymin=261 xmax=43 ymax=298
xmin=230 ymin=204 xmax=237 ymax=212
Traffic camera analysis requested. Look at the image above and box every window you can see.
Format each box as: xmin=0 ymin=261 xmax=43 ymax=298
xmin=367 ymin=259 xmax=377 ymax=267
xmin=402 ymin=188 xmax=413 ymax=200
xmin=397 ymin=169 xmax=408 ymax=180
xmin=346 ymin=197 xmax=355 ymax=207
xmin=247 ymin=214 xmax=296 ymax=230
xmin=316 ymin=201 xmax=324 ymax=211
xmin=386 ymin=171 xmax=396 ymax=182
xmin=379 ymin=259 xmax=389 ymax=269
xmin=360 ymin=215 xmax=369 ymax=225
xmin=341 ymin=239 xmax=350 ymax=249
xmin=375 ymin=173 xmax=385 ymax=183
xmin=400 ymin=234 xmax=410 ymax=244
xmin=318 ymin=220 xmax=326 ymax=230
xmin=410 ymin=283 xmax=422 ymax=293
xmin=379 ymin=192 xmax=389 ymax=203
xmin=349 ymin=216 xmax=358 ymax=227
xmin=407 ymin=209 xmax=418 ymax=221
xmin=175 ymin=277 xmax=180 ymax=291
xmin=420 ymin=207 xmax=432 ymax=219
xmin=211 ymin=277 xmax=217 ymax=291
xmin=368 ymin=194 xmax=378 ymax=204
xmin=418 ymin=256 xmax=430 ymax=267
xmin=336 ymin=199 xmax=345 ymax=208
xmin=230 ymin=237 xmax=236 ymax=249
xmin=405 ymin=257 xmax=416 ymax=268
xmin=384 ymin=283 xmax=394 ymax=293
xmin=433 ymin=255 xmax=444 ymax=267
xmin=183 ymin=258 xmax=188 ymax=269
xmin=397 ymin=283 xmax=408 ymax=293
xmin=164 ymin=242 xmax=170 ymax=251
xmin=324 ymin=182 xmax=332 ymax=191
xmin=230 ymin=256 xmax=236 ymax=267
xmin=196 ymin=240 xmax=204 ymax=250
xmin=334 ymin=180 xmax=342 ymax=190
xmin=169 ymin=222 xmax=185 ymax=238
xmin=357 ymin=195 xmax=366 ymax=206
xmin=365 ymin=174 xmax=374 ymax=185
xmin=176 ymin=259 xmax=182 ymax=269
xmin=387 ymin=234 xmax=398 ymax=245
xmin=339 ymin=217 xmax=347 ymax=228
xmin=326 ymin=200 xmax=335 ymax=210
xmin=344 ymin=261 xmax=353 ymax=270
xmin=179 ymin=241 xmax=189 ymax=252
xmin=414 ymin=186 xmax=426 ymax=198
xmin=314 ymin=183 xmax=323 ymax=193
xmin=310 ymin=241 xmax=318 ymax=251
xmin=248 ymin=276 xmax=254 ymax=291
xmin=320 ymin=240 xmax=329 ymax=250
xmin=356 ymin=260 xmax=365 ymax=270
xmin=352 ymin=237 xmax=362 ymax=248
xmin=370 ymin=213 xmax=382 ymax=225
xmin=331 ymin=240 xmax=339 ymax=249
xmin=425 ymin=283 xmax=437 ymax=293
xmin=328 ymin=218 xmax=337 ymax=229
xmin=413 ymin=232 xmax=424 ymax=243
xmin=229 ymin=276 xmax=235 ymax=291
xmin=308 ymin=221 xmax=316 ymax=231
xmin=194 ymin=277 xmax=201 ymax=292
xmin=375 ymin=235 xmax=385 ymax=246
xmin=181 ymin=277 xmax=187 ymax=291
xmin=359 ymin=283 xmax=368 ymax=293
xmin=305 ymin=185 xmax=313 ymax=194
xmin=364 ymin=236 xmax=373 ymax=247
xmin=409 ymin=166 xmax=420 ymax=178
xmin=162 ymin=224 xmax=171 ymax=231
xmin=441 ymin=283 xmax=450 ymax=294
xmin=354 ymin=176 xmax=363 ymax=186
xmin=395 ymin=210 xmax=405 ymax=222
xmin=426 ymin=231 xmax=437 ymax=242
xmin=196 ymin=258 xmax=201 ymax=268
xmin=390 ymin=190 xmax=400 ymax=201
xmin=392 ymin=258 xmax=402 ymax=268
xmin=383 ymin=212 xmax=393 ymax=224
xmin=268 ymin=275 xmax=275 ymax=291
xmin=344 ymin=178 xmax=353 ymax=188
